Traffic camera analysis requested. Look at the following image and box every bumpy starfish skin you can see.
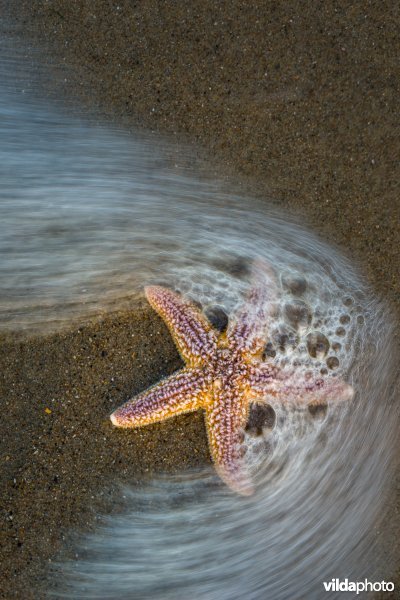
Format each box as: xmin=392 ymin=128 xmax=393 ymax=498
xmin=111 ymin=263 xmax=353 ymax=495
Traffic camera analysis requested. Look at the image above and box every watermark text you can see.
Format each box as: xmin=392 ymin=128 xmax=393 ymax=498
xmin=323 ymin=579 xmax=394 ymax=594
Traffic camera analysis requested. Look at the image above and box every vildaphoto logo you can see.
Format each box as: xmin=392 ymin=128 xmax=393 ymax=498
xmin=323 ymin=579 xmax=394 ymax=594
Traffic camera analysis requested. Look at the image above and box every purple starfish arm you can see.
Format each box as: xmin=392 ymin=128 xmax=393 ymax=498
xmin=205 ymin=386 xmax=254 ymax=496
xmin=110 ymin=368 xmax=205 ymax=428
xmin=248 ymin=364 xmax=354 ymax=406
xmin=145 ymin=286 xmax=218 ymax=366
xmin=227 ymin=260 xmax=277 ymax=355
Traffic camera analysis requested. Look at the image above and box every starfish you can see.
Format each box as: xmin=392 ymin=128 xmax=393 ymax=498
xmin=110 ymin=262 xmax=353 ymax=495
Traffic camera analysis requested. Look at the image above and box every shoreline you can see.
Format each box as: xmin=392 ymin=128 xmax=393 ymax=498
xmin=1 ymin=1 xmax=399 ymax=597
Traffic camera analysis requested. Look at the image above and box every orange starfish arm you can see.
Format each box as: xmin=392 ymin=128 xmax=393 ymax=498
xmin=110 ymin=368 xmax=205 ymax=428
xmin=145 ymin=286 xmax=218 ymax=366
xmin=249 ymin=364 xmax=354 ymax=406
xmin=227 ymin=260 xmax=277 ymax=356
xmin=204 ymin=388 xmax=254 ymax=496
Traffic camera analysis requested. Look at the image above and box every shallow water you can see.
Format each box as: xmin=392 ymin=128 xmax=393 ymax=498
xmin=1 ymin=32 xmax=398 ymax=600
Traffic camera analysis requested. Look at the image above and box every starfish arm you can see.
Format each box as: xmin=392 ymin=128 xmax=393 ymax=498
xmin=205 ymin=389 xmax=254 ymax=495
xmin=145 ymin=286 xmax=218 ymax=366
xmin=248 ymin=364 xmax=354 ymax=406
xmin=227 ymin=259 xmax=277 ymax=355
xmin=110 ymin=368 xmax=206 ymax=428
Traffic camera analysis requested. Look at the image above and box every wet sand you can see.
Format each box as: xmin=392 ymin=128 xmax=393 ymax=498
xmin=1 ymin=1 xmax=399 ymax=598
xmin=0 ymin=308 xmax=209 ymax=598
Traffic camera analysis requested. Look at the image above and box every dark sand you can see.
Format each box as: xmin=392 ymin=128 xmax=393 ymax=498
xmin=1 ymin=1 xmax=399 ymax=598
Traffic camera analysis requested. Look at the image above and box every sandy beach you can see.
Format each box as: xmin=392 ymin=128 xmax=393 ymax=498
xmin=1 ymin=1 xmax=399 ymax=597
